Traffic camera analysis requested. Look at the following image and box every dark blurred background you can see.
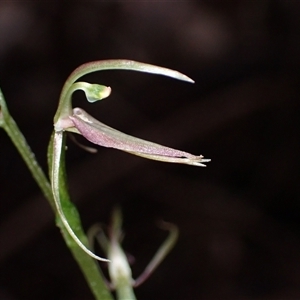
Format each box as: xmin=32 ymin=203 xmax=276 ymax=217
xmin=0 ymin=1 xmax=300 ymax=299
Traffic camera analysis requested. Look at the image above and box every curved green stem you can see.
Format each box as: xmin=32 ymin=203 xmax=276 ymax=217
xmin=51 ymin=131 xmax=109 ymax=262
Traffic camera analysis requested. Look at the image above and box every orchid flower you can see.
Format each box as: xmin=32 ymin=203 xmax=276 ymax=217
xmin=50 ymin=60 xmax=210 ymax=263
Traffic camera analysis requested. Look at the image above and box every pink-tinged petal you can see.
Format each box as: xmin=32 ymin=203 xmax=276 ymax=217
xmin=69 ymin=107 xmax=210 ymax=167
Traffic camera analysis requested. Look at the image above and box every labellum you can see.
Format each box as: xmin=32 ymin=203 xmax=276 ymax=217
xmin=69 ymin=107 xmax=210 ymax=167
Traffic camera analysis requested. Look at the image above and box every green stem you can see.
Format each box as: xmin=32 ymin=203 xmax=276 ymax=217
xmin=0 ymin=90 xmax=54 ymax=209
xmin=116 ymin=285 xmax=136 ymax=300
xmin=0 ymin=89 xmax=113 ymax=300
